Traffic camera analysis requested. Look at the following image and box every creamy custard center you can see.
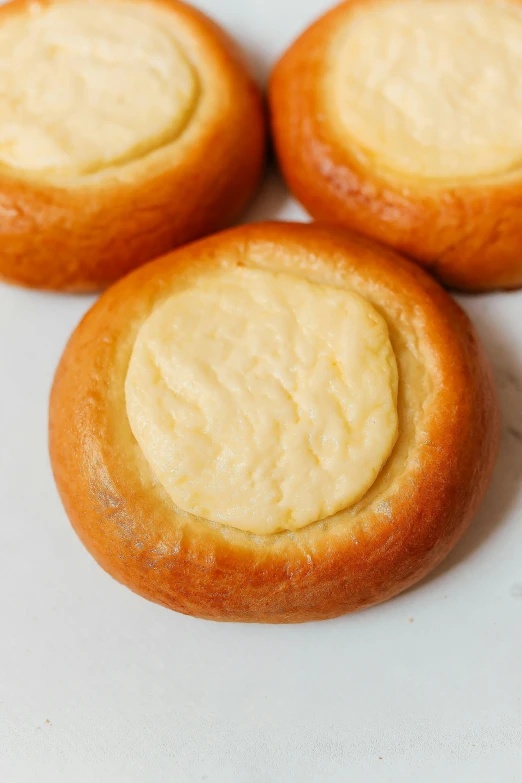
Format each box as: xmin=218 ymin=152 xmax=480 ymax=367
xmin=331 ymin=0 xmax=522 ymax=179
xmin=0 ymin=1 xmax=198 ymax=175
xmin=125 ymin=268 xmax=398 ymax=535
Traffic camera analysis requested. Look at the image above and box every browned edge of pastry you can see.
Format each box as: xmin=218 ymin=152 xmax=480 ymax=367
xmin=269 ymin=0 xmax=522 ymax=292
xmin=0 ymin=0 xmax=266 ymax=291
xmin=49 ymin=222 xmax=500 ymax=622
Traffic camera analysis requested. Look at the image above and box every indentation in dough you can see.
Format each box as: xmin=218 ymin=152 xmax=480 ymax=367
xmin=0 ymin=1 xmax=198 ymax=175
xmin=331 ymin=0 xmax=522 ymax=179
xmin=125 ymin=267 xmax=399 ymax=535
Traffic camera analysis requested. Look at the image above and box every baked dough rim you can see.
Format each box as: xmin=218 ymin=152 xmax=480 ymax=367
xmin=269 ymin=0 xmax=522 ymax=291
xmin=0 ymin=0 xmax=266 ymax=290
xmin=49 ymin=222 xmax=500 ymax=623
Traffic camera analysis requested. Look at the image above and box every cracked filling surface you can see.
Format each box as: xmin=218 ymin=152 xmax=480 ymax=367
xmin=330 ymin=0 xmax=522 ymax=180
xmin=0 ymin=1 xmax=198 ymax=175
xmin=125 ymin=267 xmax=399 ymax=535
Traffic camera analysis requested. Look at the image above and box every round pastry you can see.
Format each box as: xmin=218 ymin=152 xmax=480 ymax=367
xmin=49 ymin=222 xmax=499 ymax=623
xmin=0 ymin=0 xmax=265 ymax=292
xmin=270 ymin=0 xmax=522 ymax=292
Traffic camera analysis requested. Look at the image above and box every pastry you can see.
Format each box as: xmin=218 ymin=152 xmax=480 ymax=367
xmin=0 ymin=0 xmax=265 ymax=291
xmin=49 ymin=222 xmax=499 ymax=622
xmin=270 ymin=0 xmax=522 ymax=291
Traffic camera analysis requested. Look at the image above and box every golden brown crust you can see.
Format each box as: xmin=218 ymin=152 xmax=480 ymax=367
xmin=49 ymin=222 xmax=499 ymax=622
xmin=269 ymin=0 xmax=522 ymax=292
xmin=0 ymin=0 xmax=265 ymax=292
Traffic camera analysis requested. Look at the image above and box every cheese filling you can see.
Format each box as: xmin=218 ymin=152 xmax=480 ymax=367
xmin=330 ymin=0 xmax=522 ymax=179
xmin=125 ymin=268 xmax=398 ymax=535
xmin=0 ymin=1 xmax=197 ymax=175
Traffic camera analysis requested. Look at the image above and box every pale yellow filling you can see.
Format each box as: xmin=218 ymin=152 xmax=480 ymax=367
xmin=0 ymin=1 xmax=197 ymax=175
xmin=125 ymin=268 xmax=399 ymax=535
xmin=330 ymin=0 xmax=522 ymax=179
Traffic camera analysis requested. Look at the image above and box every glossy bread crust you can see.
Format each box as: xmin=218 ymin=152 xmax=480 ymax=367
xmin=0 ymin=0 xmax=265 ymax=292
xmin=49 ymin=222 xmax=499 ymax=622
xmin=269 ymin=0 xmax=522 ymax=292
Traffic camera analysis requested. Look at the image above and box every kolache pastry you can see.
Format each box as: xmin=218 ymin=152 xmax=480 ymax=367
xmin=270 ymin=0 xmax=522 ymax=292
xmin=0 ymin=0 xmax=265 ymax=291
xmin=49 ymin=222 xmax=499 ymax=623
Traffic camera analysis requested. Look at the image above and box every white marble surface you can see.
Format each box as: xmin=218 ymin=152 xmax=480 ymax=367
xmin=1 ymin=1 xmax=522 ymax=780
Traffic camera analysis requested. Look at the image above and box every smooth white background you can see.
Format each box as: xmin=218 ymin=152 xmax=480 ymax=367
xmin=1 ymin=1 xmax=522 ymax=780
